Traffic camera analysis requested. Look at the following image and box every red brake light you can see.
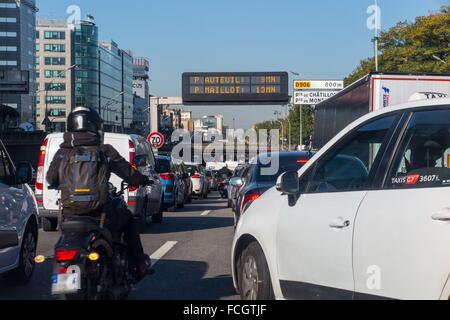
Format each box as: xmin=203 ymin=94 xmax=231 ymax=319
xmin=55 ymin=249 xmax=78 ymax=262
xmin=128 ymin=140 xmax=138 ymax=192
xmin=297 ymin=159 xmax=308 ymax=164
xmin=160 ymin=173 xmax=175 ymax=181
xmin=241 ymin=193 xmax=261 ymax=213
xmin=36 ymin=138 xmax=49 ymax=191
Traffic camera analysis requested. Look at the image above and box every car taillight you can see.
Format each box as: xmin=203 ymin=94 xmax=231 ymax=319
xmin=297 ymin=159 xmax=309 ymax=164
xmin=160 ymin=173 xmax=175 ymax=181
xmin=128 ymin=140 xmax=138 ymax=192
xmin=55 ymin=249 xmax=78 ymax=262
xmin=36 ymin=138 xmax=48 ymax=191
xmin=241 ymin=193 xmax=261 ymax=213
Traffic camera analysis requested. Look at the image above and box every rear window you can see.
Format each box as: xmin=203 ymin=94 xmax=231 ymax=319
xmin=156 ymin=158 xmax=171 ymax=173
xmin=187 ymin=165 xmax=198 ymax=174
xmin=256 ymin=155 xmax=309 ymax=183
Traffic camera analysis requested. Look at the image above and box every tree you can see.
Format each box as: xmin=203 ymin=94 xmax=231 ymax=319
xmin=288 ymin=105 xmax=314 ymax=147
xmin=345 ymin=6 xmax=449 ymax=86
xmin=253 ymin=105 xmax=314 ymax=149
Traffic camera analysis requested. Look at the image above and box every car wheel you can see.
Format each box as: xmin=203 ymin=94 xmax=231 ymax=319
xmin=42 ymin=217 xmax=58 ymax=232
xmin=3 ymin=221 xmax=38 ymax=286
xmin=139 ymin=198 xmax=148 ymax=233
xmin=152 ymin=209 xmax=163 ymax=223
xmin=238 ymin=242 xmax=274 ymax=300
xmin=177 ymin=197 xmax=185 ymax=209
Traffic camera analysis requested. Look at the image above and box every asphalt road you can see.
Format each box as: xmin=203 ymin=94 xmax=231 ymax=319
xmin=0 ymin=192 xmax=239 ymax=300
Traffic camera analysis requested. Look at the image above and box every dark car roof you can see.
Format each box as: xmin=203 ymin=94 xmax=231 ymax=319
xmin=256 ymin=151 xmax=313 ymax=161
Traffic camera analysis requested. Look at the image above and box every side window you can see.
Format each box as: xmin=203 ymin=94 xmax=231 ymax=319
xmin=0 ymin=146 xmax=14 ymax=185
xmin=387 ymin=109 xmax=450 ymax=189
xmin=303 ymin=115 xmax=397 ymax=194
xmin=0 ymin=148 xmax=7 ymax=184
xmin=147 ymin=145 xmax=156 ymax=168
xmin=136 ymin=141 xmax=148 ymax=165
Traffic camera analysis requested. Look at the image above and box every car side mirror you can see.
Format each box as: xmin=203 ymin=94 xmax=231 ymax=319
xmin=15 ymin=162 xmax=33 ymax=185
xmin=230 ymin=177 xmax=243 ymax=187
xmin=276 ymin=171 xmax=300 ymax=207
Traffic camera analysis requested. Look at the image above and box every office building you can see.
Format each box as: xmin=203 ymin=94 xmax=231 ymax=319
xmin=36 ymin=19 xmax=73 ymax=132
xmin=35 ymin=17 xmax=135 ymax=133
xmin=132 ymin=57 xmax=150 ymax=135
xmin=180 ymin=110 xmax=193 ymax=132
xmin=73 ymin=18 xmax=99 ymax=110
xmin=0 ymin=0 xmax=38 ymax=126
xmin=99 ymin=42 xmax=133 ymax=133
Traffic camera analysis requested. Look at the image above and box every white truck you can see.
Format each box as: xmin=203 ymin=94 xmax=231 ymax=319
xmin=313 ymin=72 xmax=450 ymax=149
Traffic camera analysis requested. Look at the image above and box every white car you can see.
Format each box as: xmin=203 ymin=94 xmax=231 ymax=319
xmin=0 ymin=140 xmax=39 ymax=285
xmin=35 ymin=133 xmax=164 ymax=232
xmin=232 ymin=98 xmax=450 ymax=300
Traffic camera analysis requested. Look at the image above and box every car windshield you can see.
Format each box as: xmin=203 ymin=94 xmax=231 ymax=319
xmin=255 ymin=155 xmax=309 ymax=183
xmin=156 ymin=158 xmax=171 ymax=173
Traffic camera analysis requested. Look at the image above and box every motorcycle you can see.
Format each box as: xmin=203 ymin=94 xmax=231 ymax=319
xmin=218 ymin=177 xmax=229 ymax=199
xmin=36 ymin=182 xmax=151 ymax=300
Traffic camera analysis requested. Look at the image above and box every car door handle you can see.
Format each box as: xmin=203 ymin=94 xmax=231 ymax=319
xmin=432 ymin=208 xmax=450 ymax=222
xmin=329 ymin=217 xmax=351 ymax=229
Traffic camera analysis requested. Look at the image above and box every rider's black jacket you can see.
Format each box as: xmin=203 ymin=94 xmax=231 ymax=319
xmin=46 ymin=132 xmax=148 ymax=215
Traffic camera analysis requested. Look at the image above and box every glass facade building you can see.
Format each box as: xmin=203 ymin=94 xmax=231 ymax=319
xmin=74 ymin=20 xmax=99 ymax=109
xmin=0 ymin=0 xmax=38 ymax=126
xmin=132 ymin=57 xmax=150 ymax=135
xmin=35 ymin=17 xmax=135 ymax=133
xmin=122 ymin=50 xmax=133 ymax=130
xmin=99 ymin=42 xmax=134 ymax=133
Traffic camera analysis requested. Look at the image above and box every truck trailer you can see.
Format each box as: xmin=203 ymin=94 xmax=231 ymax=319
xmin=312 ymin=72 xmax=450 ymax=149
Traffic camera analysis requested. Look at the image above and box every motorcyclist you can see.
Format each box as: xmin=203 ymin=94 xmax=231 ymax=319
xmin=46 ymin=106 xmax=153 ymax=279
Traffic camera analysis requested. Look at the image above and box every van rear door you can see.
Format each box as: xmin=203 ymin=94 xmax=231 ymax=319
xmin=104 ymin=134 xmax=130 ymax=204
xmin=43 ymin=134 xmax=64 ymax=211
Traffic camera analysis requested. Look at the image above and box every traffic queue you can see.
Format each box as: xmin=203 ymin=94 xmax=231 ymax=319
xmin=0 ymin=96 xmax=449 ymax=301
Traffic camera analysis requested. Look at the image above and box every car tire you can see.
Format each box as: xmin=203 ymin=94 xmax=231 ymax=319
xmin=42 ymin=217 xmax=58 ymax=232
xmin=3 ymin=221 xmax=38 ymax=286
xmin=152 ymin=209 xmax=163 ymax=224
xmin=237 ymin=242 xmax=274 ymax=300
xmin=139 ymin=198 xmax=148 ymax=233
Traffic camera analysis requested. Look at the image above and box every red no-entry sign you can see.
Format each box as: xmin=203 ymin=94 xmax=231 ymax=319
xmin=148 ymin=132 xmax=165 ymax=149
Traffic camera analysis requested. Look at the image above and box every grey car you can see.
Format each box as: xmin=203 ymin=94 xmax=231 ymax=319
xmin=0 ymin=140 xmax=39 ymax=285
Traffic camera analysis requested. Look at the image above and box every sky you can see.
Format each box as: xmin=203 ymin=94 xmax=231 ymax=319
xmin=37 ymin=0 xmax=446 ymax=129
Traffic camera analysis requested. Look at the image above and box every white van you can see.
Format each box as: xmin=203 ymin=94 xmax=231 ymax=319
xmin=35 ymin=133 xmax=164 ymax=232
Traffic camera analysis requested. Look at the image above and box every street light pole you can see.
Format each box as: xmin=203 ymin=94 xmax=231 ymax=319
xmin=289 ymin=71 xmax=302 ymax=150
xmin=101 ymin=91 xmax=124 ymax=132
xmin=274 ymin=111 xmax=285 ymax=151
xmin=41 ymin=65 xmax=76 ymax=133
xmin=285 ymin=104 xmax=292 ymax=151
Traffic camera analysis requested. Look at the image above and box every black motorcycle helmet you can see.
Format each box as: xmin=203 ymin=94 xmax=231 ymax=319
xmin=67 ymin=107 xmax=104 ymax=134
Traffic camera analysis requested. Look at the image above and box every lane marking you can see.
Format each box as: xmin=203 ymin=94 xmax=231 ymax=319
xmin=150 ymin=241 xmax=178 ymax=266
xmin=201 ymin=210 xmax=211 ymax=216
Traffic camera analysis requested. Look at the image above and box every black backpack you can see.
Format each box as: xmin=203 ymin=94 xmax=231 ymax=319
xmin=59 ymin=147 xmax=110 ymax=215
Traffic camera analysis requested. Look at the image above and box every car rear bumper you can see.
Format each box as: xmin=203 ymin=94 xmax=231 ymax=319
xmin=163 ymin=193 xmax=175 ymax=204
xmin=38 ymin=209 xmax=59 ymax=218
